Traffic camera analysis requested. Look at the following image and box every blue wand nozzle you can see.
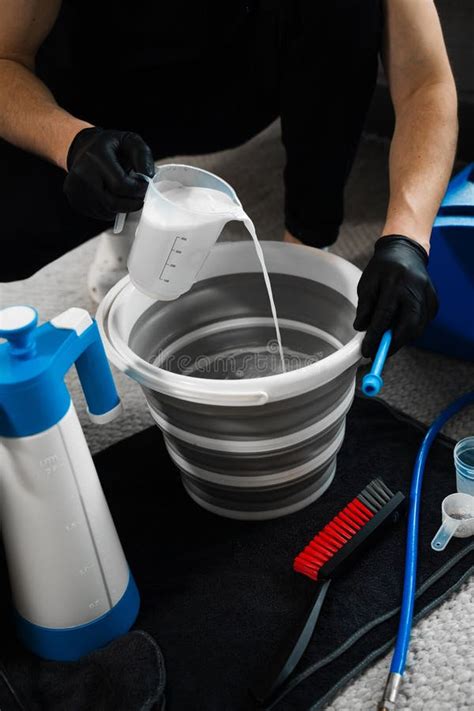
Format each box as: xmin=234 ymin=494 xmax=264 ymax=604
xmin=361 ymin=330 xmax=392 ymax=397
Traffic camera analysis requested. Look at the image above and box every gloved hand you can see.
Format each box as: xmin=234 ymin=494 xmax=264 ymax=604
xmin=64 ymin=127 xmax=155 ymax=221
xmin=354 ymin=235 xmax=438 ymax=359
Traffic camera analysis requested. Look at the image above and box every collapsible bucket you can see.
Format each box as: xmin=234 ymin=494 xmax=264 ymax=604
xmin=97 ymin=242 xmax=363 ymax=519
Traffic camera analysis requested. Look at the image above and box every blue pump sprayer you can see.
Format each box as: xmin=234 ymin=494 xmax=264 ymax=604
xmin=0 ymin=306 xmax=139 ymax=661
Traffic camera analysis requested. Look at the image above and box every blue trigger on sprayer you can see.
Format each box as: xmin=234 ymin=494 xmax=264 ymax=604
xmin=0 ymin=305 xmax=139 ymax=662
xmin=361 ymin=330 xmax=392 ymax=397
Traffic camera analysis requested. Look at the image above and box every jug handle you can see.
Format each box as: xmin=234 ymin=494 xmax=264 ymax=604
xmin=114 ymin=212 xmax=127 ymax=234
xmin=113 ymin=174 xmax=153 ymax=234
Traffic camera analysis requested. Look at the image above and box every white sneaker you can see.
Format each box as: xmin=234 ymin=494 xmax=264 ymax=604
xmin=87 ymin=211 xmax=141 ymax=304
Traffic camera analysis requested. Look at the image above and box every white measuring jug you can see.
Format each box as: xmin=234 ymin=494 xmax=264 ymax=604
xmin=127 ymin=164 xmax=244 ymax=300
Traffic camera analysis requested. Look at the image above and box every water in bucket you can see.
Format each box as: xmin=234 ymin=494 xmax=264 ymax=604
xmin=152 ymin=318 xmax=338 ymax=382
xmin=178 ymin=344 xmax=325 ymax=380
xmin=128 ymin=165 xmax=287 ymax=372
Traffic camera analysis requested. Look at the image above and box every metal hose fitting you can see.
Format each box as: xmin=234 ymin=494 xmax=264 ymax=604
xmin=378 ymin=672 xmax=403 ymax=711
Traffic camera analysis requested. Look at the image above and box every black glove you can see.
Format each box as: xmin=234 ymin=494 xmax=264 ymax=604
xmin=354 ymin=235 xmax=438 ymax=358
xmin=64 ymin=127 xmax=155 ymax=221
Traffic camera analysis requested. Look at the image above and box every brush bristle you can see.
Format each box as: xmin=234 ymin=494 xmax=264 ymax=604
xmin=293 ymin=478 xmax=395 ymax=581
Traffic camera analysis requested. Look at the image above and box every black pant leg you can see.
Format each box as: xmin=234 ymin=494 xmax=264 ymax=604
xmin=280 ymin=0 xmax=383 ymax=247
xmin=123 ymin=4 xmax=280 ymax=158
xmin=0 ymin=139 xmax=111 ymax=282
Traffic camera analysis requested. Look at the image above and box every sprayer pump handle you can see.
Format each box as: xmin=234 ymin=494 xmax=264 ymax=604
xmin=0 ymin=306 xmax=38 ymax=358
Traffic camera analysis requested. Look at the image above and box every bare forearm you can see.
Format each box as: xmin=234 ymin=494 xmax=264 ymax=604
xmin=0 ymin=59 xmax=92 ymax=170
xmin=383 ymin=80 xmax=458 ymax=252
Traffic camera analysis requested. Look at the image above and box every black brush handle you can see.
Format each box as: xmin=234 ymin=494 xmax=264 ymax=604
xmin=320 ymin=491 xmax=405 ymax=579
xmin=251 ymin=579 xmax=331 ymax=706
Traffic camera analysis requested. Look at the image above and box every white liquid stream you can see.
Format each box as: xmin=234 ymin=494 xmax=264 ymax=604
xmin=242 ymin=217 xmax=286 ymax=372
xmin=158 ymin=183 xmax=286 ymax=372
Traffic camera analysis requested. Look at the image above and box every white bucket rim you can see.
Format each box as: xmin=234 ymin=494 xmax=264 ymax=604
xmin=97 ymin=241 xmax=364 ymax=406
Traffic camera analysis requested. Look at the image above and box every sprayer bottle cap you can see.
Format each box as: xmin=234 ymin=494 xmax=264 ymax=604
xmin=0 ymin=306 xmax=120 ymax=438
xmin=0 ymin=305 xmax=38 ymax=359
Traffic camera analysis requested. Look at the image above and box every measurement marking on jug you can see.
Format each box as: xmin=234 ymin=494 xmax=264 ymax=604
xmin=159 ymin=235 xmax=187 ymax=282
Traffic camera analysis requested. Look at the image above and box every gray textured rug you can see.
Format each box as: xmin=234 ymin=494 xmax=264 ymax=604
xmin=1 ymin=122 xmax=473 ymax=709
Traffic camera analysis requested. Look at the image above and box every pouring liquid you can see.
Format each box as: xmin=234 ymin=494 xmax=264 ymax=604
xmin=241 ymin=217 xmax=286 ymax=372
xmin=156 ymin=183 xmax=286 ymax=373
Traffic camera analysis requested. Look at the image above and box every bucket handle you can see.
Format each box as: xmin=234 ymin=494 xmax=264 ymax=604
xmin=157 ymin=382 xmax=269 ymax=407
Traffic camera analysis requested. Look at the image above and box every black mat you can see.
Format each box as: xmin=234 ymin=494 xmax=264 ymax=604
xmin=1 ymin=396 xmax=473 ymax=711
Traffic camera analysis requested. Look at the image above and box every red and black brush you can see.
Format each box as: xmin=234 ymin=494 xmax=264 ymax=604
xmin=252 ymin=478 xmax=405 ymax=706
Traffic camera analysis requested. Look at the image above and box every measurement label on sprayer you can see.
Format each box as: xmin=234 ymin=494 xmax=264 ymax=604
xmin=158 ymin=235 xmax=188 ymax=284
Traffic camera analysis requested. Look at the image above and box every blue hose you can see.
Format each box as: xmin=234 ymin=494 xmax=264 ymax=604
xmin=385 ymin=391 xmax=474 ymax=699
